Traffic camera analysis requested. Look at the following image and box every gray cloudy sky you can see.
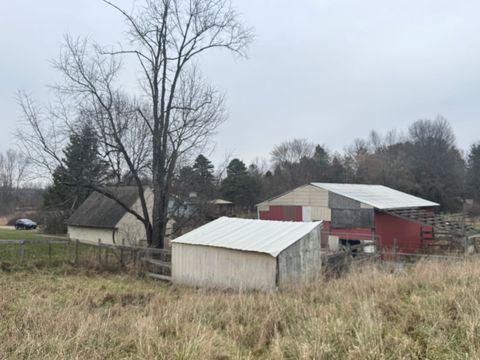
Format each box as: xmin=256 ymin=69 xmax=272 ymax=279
xmin=1 ymin=0 xmax=479 ymax=166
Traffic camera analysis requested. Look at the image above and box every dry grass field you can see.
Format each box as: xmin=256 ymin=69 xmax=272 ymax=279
xmin=2 ymin=260 xmax=480 ymax=359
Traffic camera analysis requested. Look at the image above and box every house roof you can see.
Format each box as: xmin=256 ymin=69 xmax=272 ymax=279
xmin=209 ymin=199 xmax=233 ymax=205
xmin=311 ymin=183 xmax=439 ymax=210
xmin=172 ymin=216 xmax=322 ymax=257
xmin=67 ymin=187 xmax=141 ymax=229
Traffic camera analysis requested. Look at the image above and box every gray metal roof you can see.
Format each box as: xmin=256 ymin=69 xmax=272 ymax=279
xmin=311 ymin=183 xmax=439 ymax=210
xmin=172 ymin=217 xmax=322 ymax=257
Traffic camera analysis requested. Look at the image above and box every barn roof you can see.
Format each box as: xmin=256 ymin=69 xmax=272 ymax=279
xmin=172 ymin=217 xmax=322 ymax=257
xmin=67 ymin=187 xmax=140 ymax=229
xmin=311 ymin=183 xmax=439 ymax=210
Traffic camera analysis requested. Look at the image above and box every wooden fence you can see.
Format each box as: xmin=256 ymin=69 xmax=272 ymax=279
xmin=0 ymin=239 xmax=172 ymax=281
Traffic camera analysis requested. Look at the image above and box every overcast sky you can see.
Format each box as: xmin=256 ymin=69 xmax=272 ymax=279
xmin=1 ymin=0 xmax=479 ymax=166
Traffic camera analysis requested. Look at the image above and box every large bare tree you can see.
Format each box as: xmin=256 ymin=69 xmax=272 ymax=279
xmin=18 ymin=0 xmax=252 ymax=247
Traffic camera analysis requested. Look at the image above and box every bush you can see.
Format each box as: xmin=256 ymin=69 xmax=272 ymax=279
xmin=40 ymin=210 xmax=71 ymax=234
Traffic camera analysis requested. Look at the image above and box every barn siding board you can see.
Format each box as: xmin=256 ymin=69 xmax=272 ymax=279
xmin=277 ymin=227 xmax=322 ymax=286
xmin=328 ymin=192 xmax=361 ymax=209
xmin=172 ymin=243 xmax=277 ymax=290
xmin=261 ymin=185 xmax=329 ymax=207
xmin=311 ymin=207 xmax=332 ymax=221
xmin=331 ymin=209 xmax=375 ymax=228
xmin=375 ymin=212 xmax=423 ymax=253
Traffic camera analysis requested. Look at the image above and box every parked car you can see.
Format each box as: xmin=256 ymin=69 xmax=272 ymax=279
xmin=15 ymin=219 xmax=37 ymax=230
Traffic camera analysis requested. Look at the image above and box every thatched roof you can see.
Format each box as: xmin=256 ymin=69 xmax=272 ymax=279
xmin=67 ymin=187 xmax=140 ymax=229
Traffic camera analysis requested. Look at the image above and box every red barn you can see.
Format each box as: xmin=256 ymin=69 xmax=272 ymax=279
xmin=257 ymin=183 xmax=439 ymax=254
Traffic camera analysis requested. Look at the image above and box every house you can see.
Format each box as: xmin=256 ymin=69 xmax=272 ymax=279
xmin=171 ymin=217 xmax=322 ymax=290
xmin=257 ymin=183 xmax=439 ymax=254
xmin=67 ymin=187 xmax=154 ymax=246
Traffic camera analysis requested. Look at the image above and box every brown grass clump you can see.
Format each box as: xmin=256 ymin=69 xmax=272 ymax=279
xmin=2 ymin=259 xmax=480 ymax=359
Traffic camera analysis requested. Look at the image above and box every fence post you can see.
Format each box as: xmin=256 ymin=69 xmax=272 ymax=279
xmin=98 ymin=239 xmax=102 ymax=266
xmin=48 ymin=240 xmax=52 ymax=266
xmin=393 ymin=238 xmax=398 ymax=262
xmin=75 ymin=239 xmax=79 ymax=265
xmin=19 ymin=240 xmax=25 ymax=264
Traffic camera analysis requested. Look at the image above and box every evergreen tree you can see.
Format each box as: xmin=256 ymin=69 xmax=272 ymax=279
xmin=44 ymin=122 xmax=108 ymax=210
xmin=467 ymin=143 xmax=480 ymax=201
xmin=192 ymin=154 xmax=216 ymax=198
xmin=221 ymin=159 xmax=256 ymax=207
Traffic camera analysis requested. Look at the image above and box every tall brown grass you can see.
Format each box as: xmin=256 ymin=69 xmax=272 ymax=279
xmin=2 ymin=259 xmax=480 ymax=359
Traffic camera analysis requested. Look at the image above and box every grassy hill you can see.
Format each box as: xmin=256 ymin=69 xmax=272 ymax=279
xmin=2 ymin=260 xmax=480 ymax=359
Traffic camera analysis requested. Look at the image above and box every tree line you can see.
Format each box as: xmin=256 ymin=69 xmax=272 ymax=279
xmin=173 ymin=116 xmax=479 ymax=215
xmin=43 ymin=115 xmax=479 ymax=230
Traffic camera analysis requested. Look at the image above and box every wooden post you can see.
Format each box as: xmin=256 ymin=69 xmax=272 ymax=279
xmin=98 ymin=239 xmax=102 ymax=266
xmin=48 ymin=240 xmax=52 ymax=266
xmin=19 ymin=240 xmax=25 ymax=264
xmin=65 ymin=240 xmax=69 ymax=262
xmin=120 ymin=247 xmax=124 ymax=267
xmin=75 ymin=239 xmax=79 ymax=265
xmin=393 ymin=238 xmax=398 ymax=262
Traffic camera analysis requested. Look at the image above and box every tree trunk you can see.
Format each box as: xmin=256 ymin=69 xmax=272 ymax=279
xmin=151 ymin=180 xmax=165 ymax=248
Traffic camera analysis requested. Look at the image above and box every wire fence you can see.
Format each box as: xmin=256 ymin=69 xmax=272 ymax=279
xmin=0 ymin=239 xmax=171 ymax=278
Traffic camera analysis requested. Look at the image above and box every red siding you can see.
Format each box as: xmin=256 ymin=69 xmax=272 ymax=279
xmin=331 ymin=227 xmax=373 ymax=240
xmin=259 ymin=205 xmax=434 ymax=254
xmin=259 ymin=205 xmax=302 ymax=221
xmin=375 ymin=212 xmax=425 ymax=253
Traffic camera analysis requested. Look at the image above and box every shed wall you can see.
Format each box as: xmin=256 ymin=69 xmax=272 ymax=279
xmin=67 ymin=225 xmax=115 ymax=245
xmin=172 ymin=243 xmax=277 ymax=290
xmin=277 ymin=227 xmax=322 ymax=287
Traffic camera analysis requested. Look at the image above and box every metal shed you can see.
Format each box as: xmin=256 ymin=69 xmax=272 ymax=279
xmin=171 ymin=217 xmax=322 ymax=290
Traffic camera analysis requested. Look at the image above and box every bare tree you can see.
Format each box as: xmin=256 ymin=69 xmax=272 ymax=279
xmin=18 ymin=0 xmax=252 ymax=247
xmin=271 ymin=138 xmax=315 ymax=166
xmin=0 ymin=150 xmax=30 ymax=189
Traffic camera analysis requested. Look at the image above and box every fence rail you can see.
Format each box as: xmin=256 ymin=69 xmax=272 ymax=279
xmin=0 ymin=238 xmax=172 ymax=280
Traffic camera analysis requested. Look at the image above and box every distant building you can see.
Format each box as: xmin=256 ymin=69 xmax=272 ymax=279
xmin=257 ymin=183 xmax=439 ymax=254
xmin=171 ymin=217 xmax=322 ymax=290
xmin=67 ymin=187 xmax=154 ymax=246
xmin=208 ymin=199 xmax=234 ymax=217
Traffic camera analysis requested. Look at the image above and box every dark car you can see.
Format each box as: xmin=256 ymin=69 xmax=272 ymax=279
xmin=15 ymin=219 xmax=37 ymax=230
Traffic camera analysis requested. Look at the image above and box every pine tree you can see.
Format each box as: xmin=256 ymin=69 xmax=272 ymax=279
xmin=467 ymin=143 xmax=480 ymax=201
xmin=44 ymin=122 xmax=108 ymax=210
xmin=221 ymin=159 xmax=256 ymax=207
xmin=192 ymin=155 xmax=216 ymax=198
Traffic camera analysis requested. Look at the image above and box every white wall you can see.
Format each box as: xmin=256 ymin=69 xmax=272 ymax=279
xmin=172 ymin=243 xmax=277 ymax=290
xmin=258 ymin=184 xmax=329 ymax=207
xmin=68 ymin=225 xmax=114 ymax=245
xmin=277 ymin=227 xmax=322 ymax=287
xmin=114 ymin=188 xmax=153 ymax=246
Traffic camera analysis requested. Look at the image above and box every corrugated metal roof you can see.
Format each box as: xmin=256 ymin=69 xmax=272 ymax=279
xmin=172 ymin=217 xmax=322 ymax=257
xmin=311 ymin=183 xmax=439 ymax=210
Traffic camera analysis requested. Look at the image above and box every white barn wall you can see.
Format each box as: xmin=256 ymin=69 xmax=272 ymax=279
xmin=172 ymin=243 xmax=277 ymax=290
xmin=259 ymin=185 xmax=329 ymax=207
xmin=277 ymin=226 xmax=322 ymax=287
xmin=68 ymin=225 xmax=114 ymax=245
